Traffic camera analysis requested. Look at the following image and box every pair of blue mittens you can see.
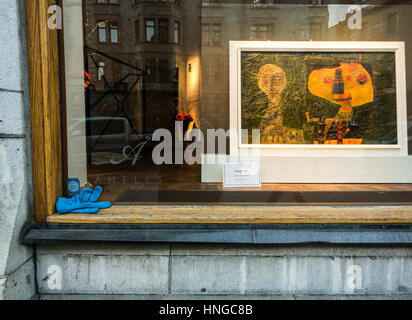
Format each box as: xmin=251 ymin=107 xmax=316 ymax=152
xmin=56 ymin=186 xmax=112 ymax=214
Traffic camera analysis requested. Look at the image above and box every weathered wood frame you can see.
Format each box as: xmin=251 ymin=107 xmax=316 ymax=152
xmin=25 ymin=0 xmax=63 ymax=223
xmin=24 ymin=0 xmax=412 ymax=225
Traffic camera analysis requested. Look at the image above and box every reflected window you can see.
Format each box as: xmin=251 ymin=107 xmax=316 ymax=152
xmin=145 ymin=59 xmax=157 ymax=83
xmin=145 ymin=19 xmax=155 ymax=42
xmin=174 ymin=21 xmax=180 ymax=44
xmin=110 ymin=21 xmax=119 ymax=43
xmin=159 ymin=19 xmax=169 ymax=43
xmin=310 ymin=23 xmax=322 ymax=41
xmin=363 ymin=22 xmax=369 ymax=39
xmin=202 ymin=24 xmax=209 ymax=46
xmin=135 ymin=19 xmax=140 ymax=43
xmin=159 ymin=59 xmax=170 ymax=83
xmin=250 ymin=24 xmax=270 ymax=40
xmin=97 ymin=20 xmax=119 ymax=43
xmin=202 ymin=0 xmax=220 ymax=7
xmin=96 ymin=0 xmax=119 ymax=4
xmin=386 ymin=13 xmax=399 ymax=34
xmin=212 ymin=23 xmax=221 ymax=45
xmin=98 ymin=22 xmax=107 ymax=42
xmin=98 ymin=62 xmax=105 ymax=81
xmin=252 ymin=0 xmax=275 ymax=7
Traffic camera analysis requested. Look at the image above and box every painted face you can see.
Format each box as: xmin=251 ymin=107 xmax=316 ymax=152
xmin=258 ymin=64 xmax=287 ymax=101
xmin=308 ymin=63 xmax=373 ymax=107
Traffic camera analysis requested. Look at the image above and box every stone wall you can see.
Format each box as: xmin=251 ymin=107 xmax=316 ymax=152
xmin=37 ymin=244 xmax=412 ymax=299
xmin=0 ymin=0 xmax=35 ymax=300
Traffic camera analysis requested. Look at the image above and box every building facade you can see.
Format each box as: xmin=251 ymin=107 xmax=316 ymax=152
xmin=2 ymin=0 xmax=412 ymax=300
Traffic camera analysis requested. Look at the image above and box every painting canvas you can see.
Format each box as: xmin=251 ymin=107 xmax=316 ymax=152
xmin=241 ymin=51 xmax=397 ymax=145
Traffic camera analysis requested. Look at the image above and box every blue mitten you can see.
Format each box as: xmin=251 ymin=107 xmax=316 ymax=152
xmin=56 ymin=186 xmax=112 ymax=214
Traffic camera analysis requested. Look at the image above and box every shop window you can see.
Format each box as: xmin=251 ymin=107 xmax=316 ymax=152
xmin=26 ymin=0 xmax=412 ymax=226
xmin=63 ymin=1 xmax=412 ymax=207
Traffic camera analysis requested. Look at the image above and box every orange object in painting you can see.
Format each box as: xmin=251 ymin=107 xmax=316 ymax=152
xmin=323 ymin=139 xmax=363 ymax=145
xmin=308 ymin=63 xmax=374 ymax=108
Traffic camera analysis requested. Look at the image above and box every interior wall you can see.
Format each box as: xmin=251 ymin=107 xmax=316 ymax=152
xmin=63 ymin=0 xmax=88 ymax=185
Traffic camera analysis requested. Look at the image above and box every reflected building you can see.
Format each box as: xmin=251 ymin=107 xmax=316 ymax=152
xmin=82 ymin=0 xmax=334 ymax=140
xmin=200 ymin=0 xmax=330 ymax=132
xmin=82 ymin=0 xmax=201 ymax=137
xmin=200 ymin=0 xmax=412 ymax=133
xmin=82 ymin=0 xmax=412 ymax=143
xmin=327 ymin=4 xmax=412 ymax=118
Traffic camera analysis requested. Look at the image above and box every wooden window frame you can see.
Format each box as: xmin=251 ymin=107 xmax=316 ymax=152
xmin=24 ymin=0 xmax=412 ymax=227
xmin=25 ymin=0 xmax=63 ymax=223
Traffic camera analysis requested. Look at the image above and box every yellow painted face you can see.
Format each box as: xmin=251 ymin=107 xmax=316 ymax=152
xmin=308 ymin=63 xmax=374 ymax=107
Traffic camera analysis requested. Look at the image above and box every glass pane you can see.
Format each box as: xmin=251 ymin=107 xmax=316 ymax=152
xmin=62 ymin=0 xmax=412 ymax=206
xmin=145 ymin=20 xmax=155 ymax=42
xmin=98 ymin=22 xmax=106 ymax=42
xmin=202 ymin=24 xmax=209 ymax=45
xmin=174 ymin=22 xmax=180 ymax=43
xmin=111 ymin=29 xmax=118 ymax=43
xmin=159 ymin=19 xmax=169 ymax=43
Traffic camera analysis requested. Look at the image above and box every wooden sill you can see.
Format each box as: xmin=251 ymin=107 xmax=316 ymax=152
xmin=47 ymin=205 xmax=412 ymax=224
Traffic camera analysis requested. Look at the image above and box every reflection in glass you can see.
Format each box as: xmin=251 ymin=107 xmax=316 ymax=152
xmin=145 ymin=19 xmax=155 ymax=42
xmin=62 ymin=0 xmax=412 ymax=204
